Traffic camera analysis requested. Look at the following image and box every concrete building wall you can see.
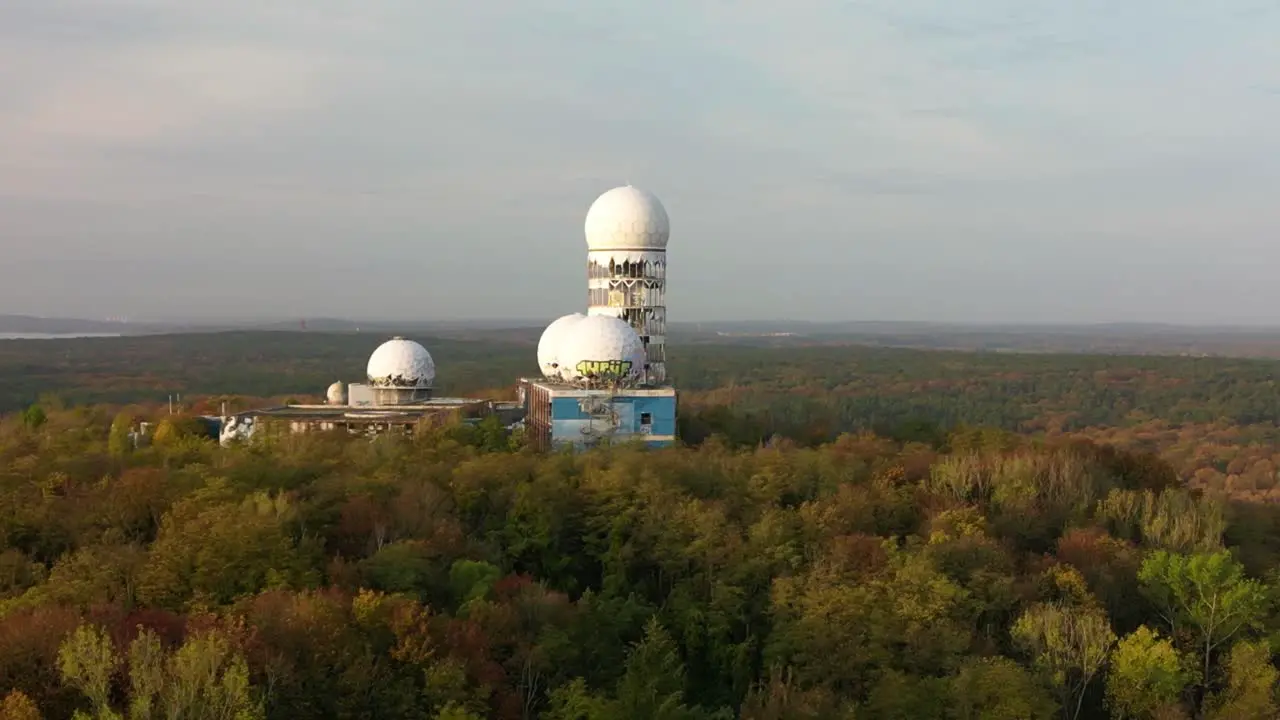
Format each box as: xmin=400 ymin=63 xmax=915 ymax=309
xmin=534 ymin=385 xmax=676 ymax=449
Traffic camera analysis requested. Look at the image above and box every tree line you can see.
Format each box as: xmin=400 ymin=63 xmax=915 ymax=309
xmin=8 ymin=333 xmax=1280 ymax=429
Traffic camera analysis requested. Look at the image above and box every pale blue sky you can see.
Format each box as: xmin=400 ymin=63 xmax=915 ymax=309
xmin=2 ymin=1 xmax=1278 ymax=324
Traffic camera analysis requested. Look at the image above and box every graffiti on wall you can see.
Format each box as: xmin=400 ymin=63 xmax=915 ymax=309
xmin=574 ymin=359 xmax=633 ymax=379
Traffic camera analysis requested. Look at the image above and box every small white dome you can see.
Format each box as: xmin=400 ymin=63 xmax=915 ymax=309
xmin=584 ymin=186 xmax=670 ymax=252
xmin=557 ymin=314 xmax=646 ymax=384
xmin=537 ymin=313 xmax=586 ymax=378
xmin=366 ymin=337 xmax=435 ymax=388
xmin=326 ymin=381 xmax=347 ymax=405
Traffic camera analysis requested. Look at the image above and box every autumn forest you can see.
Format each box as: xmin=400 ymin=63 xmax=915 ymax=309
xmin=3 ymin=331 xmax=1280 ymax=719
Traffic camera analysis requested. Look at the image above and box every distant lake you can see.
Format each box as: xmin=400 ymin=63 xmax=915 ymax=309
xmin=0 ymin=333 xmax=122 ymax=340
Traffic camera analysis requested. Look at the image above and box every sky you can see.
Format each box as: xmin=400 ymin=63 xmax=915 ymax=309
xmin=2 ymin=0 xmax=1279 ymax=325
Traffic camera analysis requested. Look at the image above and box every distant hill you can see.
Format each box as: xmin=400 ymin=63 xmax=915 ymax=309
xmin=15 ymin=314 xmax=1280 ymax=359
xmin=661 ymin=320 xmax=1280 ymax=358
xmin=0 ymin=315 xmax=550 ymax=338
xmin=0 ymin=314 xmax=158 ymax=335
xmin=246 ymin=318 xmax=545 ymax=334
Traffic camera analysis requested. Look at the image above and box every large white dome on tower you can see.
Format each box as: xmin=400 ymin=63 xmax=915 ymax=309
xmin=366 ymin=337 xmax=435 ymax=388
xmin=557 ymin=314 xmax=646 ymax=384
xmin=537 ymin=312 xmax=586 ymax=378
xmin=584 ymin=185 xmax=670 ymax=251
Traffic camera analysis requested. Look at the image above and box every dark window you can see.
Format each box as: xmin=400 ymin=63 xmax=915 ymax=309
xmin=640 ymin=412 xmax=652 ymax=426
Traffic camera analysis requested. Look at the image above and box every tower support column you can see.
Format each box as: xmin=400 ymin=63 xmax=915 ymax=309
xmin=587 ymin=249 xmax=666 ymax=384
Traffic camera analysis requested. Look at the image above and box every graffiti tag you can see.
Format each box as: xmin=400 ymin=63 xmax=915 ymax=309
xmin=575 ymin=359 xmax=633 ymax=378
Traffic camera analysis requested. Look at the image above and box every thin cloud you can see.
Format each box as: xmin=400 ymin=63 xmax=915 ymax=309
xmin=0 ymin=0 xmax=1278 ymax=324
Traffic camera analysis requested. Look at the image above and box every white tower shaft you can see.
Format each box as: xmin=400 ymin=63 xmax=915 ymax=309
xmin=587 ymin=249 xmax=666 ymax=384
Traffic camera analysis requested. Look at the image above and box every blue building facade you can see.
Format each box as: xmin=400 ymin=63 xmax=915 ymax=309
xmin=521 ymin=380 xmax=676 ymax=450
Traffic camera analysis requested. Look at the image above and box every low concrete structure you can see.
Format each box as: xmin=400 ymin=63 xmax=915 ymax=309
xmin=218 ymin=397 xmax=526 ymax=445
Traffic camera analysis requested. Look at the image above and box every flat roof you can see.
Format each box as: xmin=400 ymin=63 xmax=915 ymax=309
xmin=298 ymin=397 xmax=485 ymax=408
xmin=238 ymin=398 xmax=489 ymax=420
xmin=523 ymin=378 xmax=676 ymax=398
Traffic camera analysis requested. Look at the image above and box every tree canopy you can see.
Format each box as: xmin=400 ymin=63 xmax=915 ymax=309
xmin=0 ymin=397 xmax=1277 ymax=719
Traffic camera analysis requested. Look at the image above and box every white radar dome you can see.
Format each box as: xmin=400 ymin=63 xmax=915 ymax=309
xmin=326 ymin=381 xmax=347 ymax=405
xmin=366 ymin=337 xmax=435 ymax=388
xmin=557 ymin=314 xmax=646 ymax=384
xmin=584 ymin=185 xmax=670 ymax=251
xmin=537 ymin=312 xmax=586 ymax=378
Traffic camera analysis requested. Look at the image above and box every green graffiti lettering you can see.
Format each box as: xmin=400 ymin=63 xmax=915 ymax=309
xmin=575 ymin=359 xmax=633 ymax=378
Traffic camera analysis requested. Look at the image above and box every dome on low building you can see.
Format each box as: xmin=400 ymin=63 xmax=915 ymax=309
xmin=326 ymin=381 xmax=347 ymax=405
xmin=366 ymin=337 xmax=435 ymax=389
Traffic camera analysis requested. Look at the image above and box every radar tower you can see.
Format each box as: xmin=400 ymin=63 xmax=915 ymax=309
xmin=584 ymin=186 xmax=670 ymax=384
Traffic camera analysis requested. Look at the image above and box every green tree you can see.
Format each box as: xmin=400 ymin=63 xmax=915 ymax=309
xmin=59 ymin=624 xmax=263 ymax=720
xmin=766 ymin=548 xmax=974 ymax=696
xmin=612 ymin=617 xmax=714 ymax=720
xmin=613 ymin=617 xmax=690 ymax=718
xmin=137 ymin=491 xmax=321 ymax=609
xmin=948 ymin=656 xmax=1058 ymax=720
xmin=1204 ymin=640 xmax=1278 ymax=720
xmin=136 ymin=628 xmax=263 ymax=720
xmin=433 ymin=704 xmax=484 ymax=720
xmin=243 ymin=589 xmax=426 ymax=720
xmin=862 ymin=670 xmax=948 ymax=719
xmin=0 ymin=549 xmax=44 ymax=600
xmin=56 ymin=625 xmax=118 ymax=720
xmin=1138 ymin=550 xmax=1267 ymax=689
xmin=150 ymin=415 xmax=209 ymax=448
xmin=542 ymin=679 xmax=613 ymax=720
xmin=6 ymin=545 xmax=145 ymax=613
xmin=359 ymin=540 xmax=439 ymax=596
xmin=1012 ymin=603 xmax=1116 ymax=720
xmin=448 ymin=559 xmax=501 ymax=610
xmin=150 ymin=418 xmax=179 ymax=446
xmin=21 ymin=405 xmax=46 ymax=430
xmin=1105 ymin=626 xmax=1194 ymax=720
xmin=107 ymin=413 xmax=133 ymax=458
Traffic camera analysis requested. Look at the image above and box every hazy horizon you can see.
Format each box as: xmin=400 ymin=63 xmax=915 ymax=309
xmin=20 ymin=311 xmax=1280 ymax=335
xmin=3 ymin=2 xmax=1278 ymax=325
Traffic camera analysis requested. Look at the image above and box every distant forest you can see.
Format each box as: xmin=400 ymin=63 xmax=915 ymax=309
xmin=7 ymin=331 xmax=1280 ymax=424
xmin=3 ymin=331 xmax=1280 ymax=501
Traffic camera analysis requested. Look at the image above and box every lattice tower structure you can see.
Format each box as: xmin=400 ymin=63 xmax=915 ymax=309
xmin=584 ymin=185 xmax=670 ymax=384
